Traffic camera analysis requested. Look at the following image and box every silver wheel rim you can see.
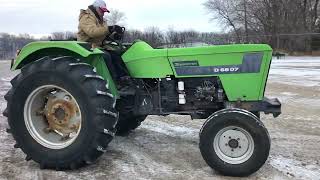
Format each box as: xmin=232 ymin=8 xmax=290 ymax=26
xmin=213 ymin=126 xmax=254 ymax=164
xmin=24 ymin=85 xmax=82 ymax=149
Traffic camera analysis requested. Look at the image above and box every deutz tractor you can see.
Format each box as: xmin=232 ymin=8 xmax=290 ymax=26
xmin=2 ymin=28 xmax=281 ymax=177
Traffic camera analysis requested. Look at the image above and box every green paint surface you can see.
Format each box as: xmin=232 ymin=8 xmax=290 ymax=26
xmin=88 ymin=55 xmax=119 ymax=98
xmin=122 ymin=41 xmax=273 ymax=101
xmin=121 ymin=41 xmax=172 ymax=78
xmin=13 ymin=41 xmax=273 ymax=101
xmin=12 ymin=41 xmax=103 ymax=70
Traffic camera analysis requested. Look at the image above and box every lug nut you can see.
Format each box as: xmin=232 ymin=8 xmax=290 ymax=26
xmin=36 ymin=110 xmax=44 ymax=116
xmin=43 ymin=127 xmax=52 ymax=134
xmin=64 ymin=95 xmax=71 ymax=101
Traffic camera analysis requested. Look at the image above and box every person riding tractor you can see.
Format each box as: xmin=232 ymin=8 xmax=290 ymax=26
xmin=77 ymin=0 xmax=128 ymax=83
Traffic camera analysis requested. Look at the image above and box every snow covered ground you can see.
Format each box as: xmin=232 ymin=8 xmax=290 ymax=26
xmin=269 ymin=56 xmax=320 ymax=87
xmin=0 ymin=57 xmax=320 ymax=180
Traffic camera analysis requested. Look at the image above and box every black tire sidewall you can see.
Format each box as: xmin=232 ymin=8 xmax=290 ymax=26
xmin=115 ymin=96 xmax=147 ymax=135
xmin=116 ymin=115 xmax=147 ymax=135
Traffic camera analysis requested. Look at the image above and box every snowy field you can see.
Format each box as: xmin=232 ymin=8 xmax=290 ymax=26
xmin=270 ymin=56 xmax=320 ymax=87
xmin=0 ymin=57 xmax=320 ymax=180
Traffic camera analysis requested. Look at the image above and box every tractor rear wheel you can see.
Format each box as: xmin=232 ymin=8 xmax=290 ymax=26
xmin=115 ymin=96 xmax=147 ymax=135
xmin=3 ymin=56 xmax=118 ymax=170
xmin=115 ymin=115 xmax=147 ymax=135
xmin=199 ymin=109 xmax=270 ymax=176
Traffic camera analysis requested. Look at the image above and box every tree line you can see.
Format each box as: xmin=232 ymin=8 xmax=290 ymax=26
xmin=204 ymin=0 xmax=320 ymax=52
xmin=0 ymin=33 xmax=34 ymax=60
xmin=0 ymin=29 xmax=244 ymax=60
xmin=1 ymin=0 xmax=320 ymax=59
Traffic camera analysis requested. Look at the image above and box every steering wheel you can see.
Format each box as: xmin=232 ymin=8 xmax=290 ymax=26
xmin=103 ymin=26 xmax=126 ymax=45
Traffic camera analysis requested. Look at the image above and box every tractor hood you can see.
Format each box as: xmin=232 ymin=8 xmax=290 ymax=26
xmin=122 ymin=41 xmax=272 ymax=60
xmin=122 ymin=41 xmax=167 ymax=62
xmin=167 ymin=44 xmax=272 ymax=57
xmin=122 ymin=41 xmax=273 ymax=102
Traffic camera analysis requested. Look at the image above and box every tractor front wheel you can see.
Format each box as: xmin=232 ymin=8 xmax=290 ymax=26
xmin=4 ymin=56 xmax=118 ymax=170
xmin=199 ymin=109 xmax=270 ymax=176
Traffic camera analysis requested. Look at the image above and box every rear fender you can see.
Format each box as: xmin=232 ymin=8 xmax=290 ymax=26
xmin=12 ymin=41 xmax=99 ymax=70
xmin=87 ymin=54 xmax=119 ymax=98
xmin=12 ymin=41 xmax=119 ymax=98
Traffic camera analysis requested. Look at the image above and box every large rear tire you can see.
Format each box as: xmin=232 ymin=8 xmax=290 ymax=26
xmin=115 ymin=115 xmax=147 ymax=135
xmin=3 ymin=56 xmax=118 ymax=170
xmin=199 ymin=109 xmax=270 ymax=177
xmin=115 ymin=96 xmax=147 ymax=135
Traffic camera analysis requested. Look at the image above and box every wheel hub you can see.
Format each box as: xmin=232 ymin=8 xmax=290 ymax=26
xmin=47 ymin=100 xmax=73 ymax=126
xmin=24 ymin=85 xmax=82 ymax=149
xmin=44 ymin=91 xmax=80 ymax=137
xmin=53 ymin=107 xmax=66 ymax=121
xmin=213 ymin=126 xmax=254 ymax=164
xmin=228 ymin=139 xmax=239 ymax=149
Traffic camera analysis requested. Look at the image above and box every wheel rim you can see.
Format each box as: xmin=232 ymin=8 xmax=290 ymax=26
xmin=213 ymin=126 xmax=254 ymax=164
xmin=24 ymin=85 xmax=82 ymax=149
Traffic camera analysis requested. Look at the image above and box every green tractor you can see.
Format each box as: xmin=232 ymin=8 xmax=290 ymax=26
xmin=3 ymin=29 xmax=281 ymax=177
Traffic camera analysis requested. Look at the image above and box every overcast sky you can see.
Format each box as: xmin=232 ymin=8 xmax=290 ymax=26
xmin=0 ymin=0 xmax=221 ymax=38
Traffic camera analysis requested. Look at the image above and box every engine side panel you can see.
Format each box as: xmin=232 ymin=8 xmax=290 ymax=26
xmin=123 ymin=56 xmax=173 ymax=78
xmin=123 ymin=41 xmax=272 ymax=101
xmin=168 ymin=50 xmax=272 ymax=101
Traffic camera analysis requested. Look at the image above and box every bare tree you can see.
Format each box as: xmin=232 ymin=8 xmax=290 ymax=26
xmin=51 ymin=32 xmax=65 ymax=40
xmin=204 ymin=0 xmax=242 ymax=43
xmin=123 ymin=30 xmax=143 ymax=43
xmin=50 ymin=32 xmax=76 ymax=40
xmin=123 ymin=27 xmax=164 ymax=48
xmin=165 ymin=28 xmax=181 ymax=47
xmin=106 ymin=9 xmax=127 ymax=26
xmin=142 ymin=27 xmax=164 ymax=48
xmin=64 ymin=31 xmax=76 ymax=40
xmin=0 ymin=33 xmax=34 ymax=59
xmin=204 ymin=0 xmax=320 ymax=52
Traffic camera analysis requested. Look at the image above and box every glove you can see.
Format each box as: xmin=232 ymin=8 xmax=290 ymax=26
xmin=113 ymin=33 xmax=122 ymax=40
xmin=108 ymin=25 xmax=123 ymax=34
xmin=108 ymin=32 xmax=122 ymax=41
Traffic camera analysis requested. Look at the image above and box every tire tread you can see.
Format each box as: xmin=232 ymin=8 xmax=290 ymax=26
xmin=4 ymin=56 xmax=117 ymax=170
